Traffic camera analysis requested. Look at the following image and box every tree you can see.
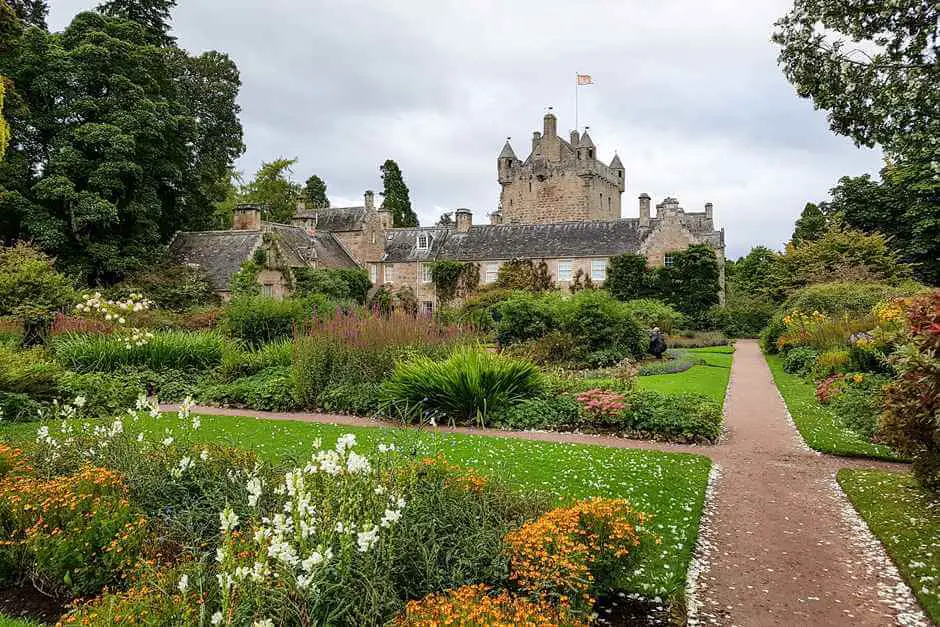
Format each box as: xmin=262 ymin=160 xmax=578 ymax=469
xmin=302 ymin=174 xmax=329 ymax=209
xmin=436 ymin=212 xmax=453 ymax=227
xmin=98 ymin=0 xmax=176 ymax=45
xmin=6 ymin=0 xmax=47 ymax=29
xmin=791 ymin=202 xmax=828 ymax=246
xmin=729 ymin=246 xmax=779 ymax=299
xmin=0 ymin=77 xmax=8 ymax=163
xmin=0 ymin=243 xmax=75 ymax=345
xmin=605 ymin=253 xmax=655 ymax=301
xmin=495 ymin=258 xmax=553 ymax=293
xmin=664 ymin=244 xmax=721 ymax=316
xmin=0 ymin=5 xmax=243 ymax=284
xmin=240 ymin=158 xmax=301 ymax=224
xmin=380 ymin=159 xmax=418 ymax=227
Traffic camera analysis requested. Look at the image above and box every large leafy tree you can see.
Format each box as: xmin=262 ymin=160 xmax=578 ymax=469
xmin=0 ymin=3 xmax=243 ymax=284
xmin=791 ymin=202 xmax=828 ymax=246
xmin=774 ymin=0 xmax=939 ymax=285
xmin=6 ymin=0 xmax=47 ymax=29
xmin=240 ymin=158 xmax=301 ymax=224
xmin=302 ymin=174 xmax=329 ymax=209
xmin=728 ymin=245 xmax=779 ymax=300
xmin=380 ymin=159 xmax=417 ymax=227
xmin=98 ymin=0 xmax=176 ymax=45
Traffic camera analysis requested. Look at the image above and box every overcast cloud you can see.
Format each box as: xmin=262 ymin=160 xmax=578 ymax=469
xmin=50 ymin=0 xmax=883 ymax=258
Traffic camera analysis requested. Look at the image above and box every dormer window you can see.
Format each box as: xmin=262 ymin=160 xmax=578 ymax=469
xmin=416 ymin=233 xmax=431 ymax=250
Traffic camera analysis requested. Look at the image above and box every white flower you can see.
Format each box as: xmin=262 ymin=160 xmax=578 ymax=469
xmin=137 ymin=433 xmax=145 ymax=442
xmin=177 ymin=574 xmax=189 ymax=593
xmin=73 ymin=395 xmax=86 ymax=408
xmin=162 ymin=437 xmax=174 ymax=447
xmin=380 ymin=508 xmax=402 ymax=528
xmin=311 ymin=438 xmax=322 ymax=449
xmin=117 ymin=317 xmax=126 ymax=324
xmin=301 ymin=550 xmax=326 ymax=572
xmin=253 ymin=619 xmax=274 ymax=627
xmin=335 ymin=433 xmax=356 ymax=453
xmin=220 ymin=507 xmax=239 ymax=533
xmin=356 ymin=525 xmax=379 ymax=553
xmin=374 ymin=486 xmax=387 ymax=495
xmin=191 ymin=416 xmax=201 ymax=430
xmin=246 ymin=476 xmax=263 ymax=507
xmin=377 ymin=443 xmax=395 ymax=453
xmin=335 ymin=521 xmax=347 ymax=533
xmin=345 ymin=451 xmax=371 ymax=475
xmin=210 ymin=611 xmax=223 ymax=625
xmin=200 ymin=449 xmax=209 ymax=462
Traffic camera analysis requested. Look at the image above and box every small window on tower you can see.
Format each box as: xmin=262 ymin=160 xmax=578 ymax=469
xmin=529 ymin=182 xmax=532 ymax=192
xmin=664 ymin=254 xmax=675 ymax=268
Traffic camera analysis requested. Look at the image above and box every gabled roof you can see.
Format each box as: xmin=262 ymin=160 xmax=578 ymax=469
xmin=381 ymin=227 xmax=450 ymax=263
xmin=295 ymin=206 xmax=367 ymax=232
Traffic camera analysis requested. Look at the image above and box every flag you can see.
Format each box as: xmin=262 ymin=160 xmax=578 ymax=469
xmin=576 ymin=74 xmax=593 ymax=86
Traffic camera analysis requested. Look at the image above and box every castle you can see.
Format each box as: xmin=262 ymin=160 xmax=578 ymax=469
xmin=170 ymin=112 xmax=725 ymax=309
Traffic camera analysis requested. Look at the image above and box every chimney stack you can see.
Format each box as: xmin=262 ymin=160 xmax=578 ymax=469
xmin=638 ymin=194 xmax=651 ymax=227
xmin=455 ymin=208 xmax=472 ymax=233
xmin=233 ymin=204 xmax=262 ymax=231
xmin=364 ymin=190 xmax=375 ymax=211
xmin=489 ymin=210 xmax=503 ymax=225
xmin=705 ymin=201 xmax=713 ymax=221
xmin=532 ymin=131 xmax=541 ymax=153
xmin=570 ymin=129 xmax=580 ymax=146
xmin=543 ymin=110 xmax=557 ymax=138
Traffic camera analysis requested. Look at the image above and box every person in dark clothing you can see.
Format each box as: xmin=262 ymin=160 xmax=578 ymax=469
xmin=649 ymin=327 xmax=667 ymax=359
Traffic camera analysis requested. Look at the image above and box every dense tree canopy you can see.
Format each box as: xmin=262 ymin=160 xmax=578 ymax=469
xmin=98 ymin=0 xmax=176 ymax=45
xmin=0 ymin=77 xmax=8 ymax=163
xmin=240 ymin=158 xmax=301 ymax=223
xmin=0 ymin=3 xmax=243 ymax=284
xmin=791 ymin=202 xmax=828 ymax=246
xmin=727 ymin=246 xmax=779 ymax=300
xmin=380 ymin=159 xmax=418 ymax=227
xmin=6 ymin=0 xmax=46 ymax=28
xmin=302 ymin=174 xmax=329 ymax=209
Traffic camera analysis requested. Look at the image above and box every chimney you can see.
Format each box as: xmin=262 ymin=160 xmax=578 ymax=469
xmin=705 ymin=201 xmax=713 ymax=221
xmin=570 ymin=129 xmax=579 ymax=146
xmin=455 ymin=208 xmax=472 ymax=233
xmin=364 ymin=190 xmax=375 ymax=211
xmin=638 ymin=194 xmax=651 ymax=227
xmin=543 ymin=110 xmax=557 ymax=138
xmin=489 ymin=210 xmax=503 ymax=225
xmin=233 ymin=204 xmax=262 ymax=231
xmin=531 ymin=131 xmax=541 ymax=153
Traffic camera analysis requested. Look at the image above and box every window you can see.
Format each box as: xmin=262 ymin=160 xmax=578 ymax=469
xmin=557 ymin=259 xmax=572 ymax=282
xmin=369 ymin=263 xmax=378 ymax=283
xmin=417 ymin=233 xmax=430 ymax=250
xmin=485 ymin=262 xmax=499 ymax=284
xmin=384 ymin=264 xmax=394 ymax=284
xmin=262 ymin=284 xmax=273 ymax=297
xmin=421 ymin=301 xmax=433 ymax=315
xmin=664 ymin=254 xmax=675 ymax=268
xmin=591 ymin=259 xmax=606 ymax=282
xmin=422 ymin=263 xmax=433 ymax=283
xmin=608 ymin=196 xmax=611 ymax=209
xmin=371 ymin=232 xmax=376 ymax=244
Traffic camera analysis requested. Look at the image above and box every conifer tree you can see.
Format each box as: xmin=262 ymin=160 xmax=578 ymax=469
xmin=791 ymin=202 xmax=828 ymax=246
xmin=380 ymin=159 xmax=418 ymax=227
xmin=303 ymin=174 xmax=329 ymax=209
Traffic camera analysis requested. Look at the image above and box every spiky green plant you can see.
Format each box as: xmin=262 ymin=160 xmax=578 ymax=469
xmin=381 ymin=345 xmax=544 ymax=427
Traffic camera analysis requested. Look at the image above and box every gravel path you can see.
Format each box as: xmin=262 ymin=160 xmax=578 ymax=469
xmin=162 ymin=339 xmax=925 ymax=625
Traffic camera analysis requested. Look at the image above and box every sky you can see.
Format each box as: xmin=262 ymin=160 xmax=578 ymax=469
xmin=49 ymin=0 xmax=885 ymax=259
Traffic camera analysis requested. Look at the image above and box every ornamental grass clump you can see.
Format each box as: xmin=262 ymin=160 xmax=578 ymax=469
xmin=394 ymin=583 xmax=585 ymax=627
xmin=504 ymin=498 xmax=654 ymax=615
xmin=381 ymin=345 xmax=545 ymax=426
xmin=52 ymin=330 xmax=224 ymax=372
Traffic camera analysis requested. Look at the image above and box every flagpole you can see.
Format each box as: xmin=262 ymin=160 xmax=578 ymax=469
xmin=574 ymin=72 xmax=579 ymax=133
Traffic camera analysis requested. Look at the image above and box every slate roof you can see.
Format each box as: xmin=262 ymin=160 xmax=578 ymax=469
xmin=169 ymin=222 xmax=356 ymax=291
xmin=380 ymin=227 xmax=450 ymax=263
xmin=294 ymin=206 xmax=367 ymax=231
xmin=169 ymin=230 xmax=263 ymax=291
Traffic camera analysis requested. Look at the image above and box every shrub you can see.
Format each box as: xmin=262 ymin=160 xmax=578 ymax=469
xmin=621 ymin=391 xmax=723 ymax=443
xmin=0 ymin=345 xmax=63 ymax=400
xmin=0 ymin=466 xmax=149 ymax=597
xmin=620 ymin=299 xmax=684 ymax=333
xmin=506 ymin=330 xmax=583 ymax=366
xmin=812 ymin=348 xmax=852 ymax=379
xmin=783 ymin=347 xmax=818 ymax=376
xmin=58 ymin=371 xmax=142 ymax=418
xmin=221 ymin=296 xmax=306 ymax=345
xmin=777 ymin=310 xmax=876 ymax=353
xmin=0 ymin=243 xmax=76 ymax=346
xmin=505 ymin=498 xmax=652 ymax=614
xmin=576 ymin=389 xmax=627 ymax=426
xmin=116 ymin=263 xmax=218 ymax=312
xmin=431 ymin=260 xmax=481 ymax=304
xmin=705 ymin=299 xmax=775 ymax=338
xmin=830 ymin=374 xmax=889 ymax=440
xmin=494 ymin=291 xmax=558 ymax=345
xmin=395 ymin=584 xmax=583 ymax=626
xmin=495 ymin=258 xmax=553 ymax=293
xmin=219 ymin=338 xmax=293 ymax=381
xmin=317 ymin=381 xmax=384 ymax=416
xmin=199 ymin=366 xmax=298 ymax=411
xmin=382 ymin=346 xmax=545 ymax=426
xmin=52 ymin=330 xmax=225 ymax=372
xmin=491 ymin=394 xmax=582 ymax=431
xmin=879 ymin=291 xmax=940 ymax=490
xmin=456 ymin=287 xmax=513 ymax=332
xmin=781 ymin=281 xmax=919 ymax=319
xmin=294 ymin=267 xmax=372 ymax=303
xmin=557 ymin=290 xmax=646 ymax=360
xmin=668 ymin=329 xmax=730 ymax=348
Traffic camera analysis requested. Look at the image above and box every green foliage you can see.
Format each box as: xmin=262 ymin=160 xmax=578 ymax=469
xmin=605 ymin=253 xmax=655 ymax=300
xmin=0 ymin=244 xmax=75 ymax=344
xmin=430 ymin=261 xmax=479 ymax=304
xmin=727 ymin=246 xmax=779 ymax=301
xmin=829 ymin=374 xmax=889 ymax=440
xmin=294 ymin=267 xmax=371 ymax=304
xmin=620 ymin=299 xmax=684 ymax=333
xmin=382 ymin=346 xmax=545 ymax=426
xmin=791 ymin=202 xmax=828 ymax=246
xmin=663 ymin=244 xmax=721 ymax=316
xmin=219 ymin=338 xmax=293 ymax=381
xmin=199 ymin=366 xmax=298 ymax=411
xmin=0 ymin=6 xmax=243 ymax=283
xmin=52 ymin=330 xmax=224 ymax=372
xmin=493 ymin=291 xmax=557 ymax=346
xmin=380 ymin=159 xmax=417 ymax=227
xmin=58 ymin=370 xmax=141 ymax=418
xmin=117 ymin=262 xmax=217 ymax=312
xmin=667 ymin=330 xmax=730 ymax=349
xmin=879 ymin=292 xmax=940 ymax=489
xmin=622 ymin=391 xmax=723 ymax=444
xmin=221 ymin=296 xmax=333 ymax=346
xmin=495 ymin=258 xmax=553 ymax=293
xmin=783 ymin=281 xmax=916 ymax=318
xmin=239 ymin=158 xmax=301 ymax=223
xmin=492 ymin=395 xmax=583 ymax=431
xmin=557 ymin=289 xmax=646 ymax=361
xmin=317 ymin=381 xmax=384 ymax=416
xmin=98 ymin=0 xmax=177 ymax=45
xmin=812 ymin=348 xmax=852 ymax=379
xmin=302 ymin=173 xmax=329 ymax=209
xmin=782 ymin=346 xmax=818 ymax=376
xmin=0 ymin=76 xmax=9 ymax=162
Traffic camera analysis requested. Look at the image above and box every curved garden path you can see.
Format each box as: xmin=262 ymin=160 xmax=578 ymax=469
xmin=163 ymin=340 xmax=926 ymax=626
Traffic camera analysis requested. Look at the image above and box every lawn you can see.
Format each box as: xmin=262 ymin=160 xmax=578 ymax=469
xmin=764 ymin=353 xmax=904 ymax=461
xmin=636 ymin=345 xmax=734 ymax=405
xmin=0 ymin=412 xmax=711 ymax=603
xmin=837 ymin=469 xmax=940 ymax=622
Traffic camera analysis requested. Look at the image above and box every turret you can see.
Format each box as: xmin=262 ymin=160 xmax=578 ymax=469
xmin=364 ymin=190 xmax=375 ymax=211
xmin=609 ymin=153 xmax=624 ymax=183
xmin=498 ymin=139 xmax=517 ymax=184
xmin=570 ymin=129 xmax=580 ymax=147
xmin=578 ymin=130 xmax=595 ymax=161
xmin=639 ymin=193 xmax=651 ymax=227
xmin=543 ymin=110 xmax=557 ymax=138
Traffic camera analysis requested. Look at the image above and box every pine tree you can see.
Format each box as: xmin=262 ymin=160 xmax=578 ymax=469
xmin=303 ymin=174 xmax=329 ymax=209
xmin=98 ymin=0 xmax=177 ymax=45
xmin=791 ymin=203 xmax=828 ymax=246
xmin=380 ymin=159 xmax=418 ymax=227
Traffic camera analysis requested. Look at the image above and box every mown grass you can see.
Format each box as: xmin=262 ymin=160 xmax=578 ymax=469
xmin=636 ymin=346 xmax=734 ymax=405
xmin=764 ymin=353 xmax=904 ymax=461
xmin=837 ymin=469 xmax=939 ymax=622
xmin=0 ymin=413 xmax=711 ymax=602
xmin=0 ymin=616 xmax=42 ymax=627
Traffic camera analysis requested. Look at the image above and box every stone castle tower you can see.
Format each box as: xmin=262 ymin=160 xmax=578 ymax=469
xmin=496 ymin=111 xmax=625 ymax=225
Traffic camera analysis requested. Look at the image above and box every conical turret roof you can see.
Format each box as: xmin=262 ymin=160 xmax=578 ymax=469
xmin=578 ymin=131 xmax=595 ymax=149
xmin=610 ymin=153 xmax=624 ymax=169
xmin=499 ymin=140 xmax=517 ymax=160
